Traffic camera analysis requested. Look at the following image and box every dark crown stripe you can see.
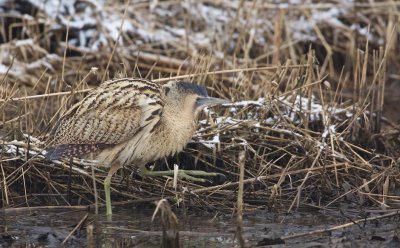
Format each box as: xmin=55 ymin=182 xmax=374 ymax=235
xmin=176 ymin=82 xmax=208 ymax=97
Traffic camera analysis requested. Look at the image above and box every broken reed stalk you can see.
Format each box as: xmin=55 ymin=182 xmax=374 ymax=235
xmin=86 ymin=224 xmax=95 ymax=248
xmin=236 ymin=150 xmax=246 ymax=247
xmin=67 ymin=157 xmax=73 ymax=204
xmin=91 ymin=163 xmax=98 ymax=215
xmin=152 ymin=199 xmax=180 ymax=248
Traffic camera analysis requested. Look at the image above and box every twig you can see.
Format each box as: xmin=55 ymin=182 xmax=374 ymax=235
xmin=192 ymin=163 xmax=347 ymax=194
xmin=282 ymin=211 xmax=399 ymax=240
xmin=0 ymin=205 xmax=88 ymax=214
xmin=101 ymin=0 xmax=130 ymax=82
xmin=62 ymin=212 xmax=89 ymax=245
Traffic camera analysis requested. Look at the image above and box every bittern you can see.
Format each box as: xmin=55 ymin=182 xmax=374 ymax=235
xmin=45 ymin=78 xmax=228 ymax=216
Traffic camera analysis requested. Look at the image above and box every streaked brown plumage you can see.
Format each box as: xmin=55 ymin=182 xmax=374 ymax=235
xmin=46 ymin=78 xmax=228 ymax=216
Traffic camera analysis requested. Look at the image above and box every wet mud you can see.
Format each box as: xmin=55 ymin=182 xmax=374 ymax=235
xmin=1 ymin=207 xmax=399 ymax=247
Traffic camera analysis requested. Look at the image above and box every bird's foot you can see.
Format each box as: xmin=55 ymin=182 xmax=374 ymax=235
xmin=140 ymin=167 xmax=222 ymax=182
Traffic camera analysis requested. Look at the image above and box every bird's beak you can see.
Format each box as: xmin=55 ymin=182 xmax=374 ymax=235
xmin=196 ymin=97 xmax=230 ymax=107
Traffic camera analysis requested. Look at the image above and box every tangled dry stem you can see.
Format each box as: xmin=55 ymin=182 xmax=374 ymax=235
xmin=0 ymin=1 xmax=399 ymax=215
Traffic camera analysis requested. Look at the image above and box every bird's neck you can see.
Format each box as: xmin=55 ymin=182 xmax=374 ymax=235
xmin=162 ymin=104 xmax=197 ymax=145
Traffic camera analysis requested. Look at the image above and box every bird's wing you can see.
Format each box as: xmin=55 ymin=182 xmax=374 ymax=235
xmin=46 ymin=79 xmax=163 ymax=159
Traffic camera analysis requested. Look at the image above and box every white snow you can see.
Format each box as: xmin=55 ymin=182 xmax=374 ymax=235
xmin=15 ymin=39 xmax=34 ymax=47
xmin=0 ymin=49 xmax=60 ymax=75
xmin=195 ymin=90 xmax=352 ymax=150
xmin=198 ymin=133 xmax=220 ymax=149
xmin=225 ymin=98 xmax=265 ymax=107
xmin=322 ymin=125 xmax=336 ymax=138
xmin=0 ymin=64 xmax=10 ymax=74
xmin=11 ymin=0 xmax=377 ymax=57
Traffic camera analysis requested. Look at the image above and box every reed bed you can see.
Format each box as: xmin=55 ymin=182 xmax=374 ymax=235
xmin=0 ymin=0 xmax=399 ymax=215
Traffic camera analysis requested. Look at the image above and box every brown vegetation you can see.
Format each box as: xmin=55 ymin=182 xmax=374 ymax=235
xmin=1 ymin=0 xmax=399 ymax=216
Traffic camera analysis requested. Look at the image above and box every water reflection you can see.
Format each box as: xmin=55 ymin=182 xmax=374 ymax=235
xmin=0 ymin=207 xmax=398 ymax=247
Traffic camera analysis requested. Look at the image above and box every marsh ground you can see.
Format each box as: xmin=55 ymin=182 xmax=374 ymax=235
xmin=1 ymin=0 xmax=400 ymax=247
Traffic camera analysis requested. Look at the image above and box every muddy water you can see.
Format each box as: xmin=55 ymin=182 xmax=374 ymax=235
xmin=1 ymin=206 xmax=399 ymax=247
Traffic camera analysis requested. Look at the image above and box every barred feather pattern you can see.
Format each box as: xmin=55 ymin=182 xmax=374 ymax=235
xmin=46 ymin=78 xmax=164 ymax=161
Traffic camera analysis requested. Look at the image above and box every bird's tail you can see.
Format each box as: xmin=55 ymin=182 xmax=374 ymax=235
xmin=44 ymin=146 xmax=65 ymax=160
xmin=44 ymin=143 xmax=112 ymax=160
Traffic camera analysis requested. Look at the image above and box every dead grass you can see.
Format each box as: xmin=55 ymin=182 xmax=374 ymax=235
xmin=0 ymin=0 xmax=399 ymax=216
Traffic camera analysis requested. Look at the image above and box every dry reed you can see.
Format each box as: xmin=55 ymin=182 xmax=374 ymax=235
xmin=0 ymin=1 xmax=399 ymax=218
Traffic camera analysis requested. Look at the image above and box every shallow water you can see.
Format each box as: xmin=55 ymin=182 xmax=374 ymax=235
xmin=1 ymin=206 xmax=399 ymax=247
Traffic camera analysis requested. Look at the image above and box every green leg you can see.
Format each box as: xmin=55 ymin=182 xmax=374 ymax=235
xmin=104 ymin=175 xmax=112 ymax=216
xmin=103 ymin=165 xmax=120 ymax=218
xmin=140 ymin=165 xmax=222 ymax=182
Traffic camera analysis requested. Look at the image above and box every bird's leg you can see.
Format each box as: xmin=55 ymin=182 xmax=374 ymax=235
xmin=139 ymin=164 xmax=222 ymax=182
xmin=104 ymin=165 xmax=119 ymax=217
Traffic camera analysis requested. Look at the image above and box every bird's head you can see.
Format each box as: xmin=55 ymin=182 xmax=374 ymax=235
xmin=161 ymin=81 xmax=229 ymax=116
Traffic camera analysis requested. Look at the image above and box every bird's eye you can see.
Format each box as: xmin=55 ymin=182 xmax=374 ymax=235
xmin=164 ymin=87 xmax=170 ymax=96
